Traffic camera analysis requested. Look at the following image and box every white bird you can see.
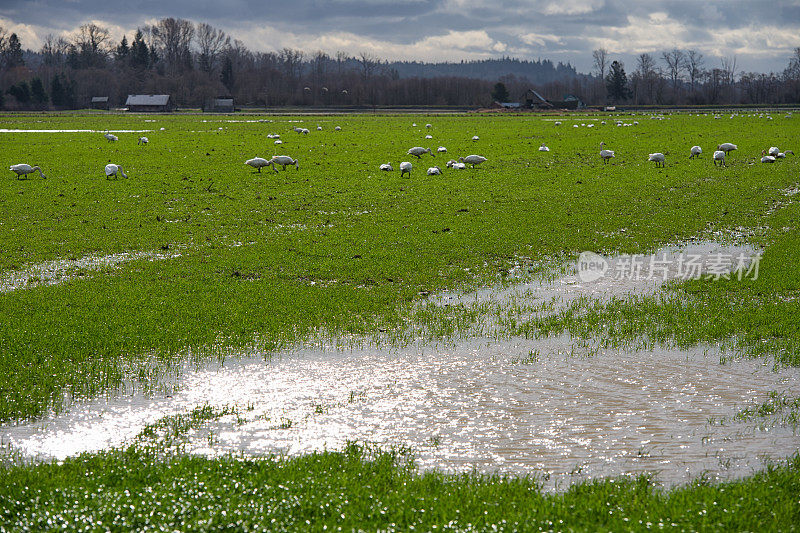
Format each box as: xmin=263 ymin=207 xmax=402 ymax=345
xmin=425 ymin=134 xmax=433 ymax=139
xmin=317 ymin=126 xmax=322 ymax=131
xmin=105 ymin=163 xmax=127 ymax=179
xmin=717 ymin=143 xmax=737 ymax=154
xmin=446 ymin=159 xmax=457 ymax=168
xmin=471 ymin=135 xmax=480 ymax=141
xmin=427 ymin=166 xmax=441 ymax=175
xmin=600 ymin=149 xmax=615 ymax=163
xmin=554 ymin=121 xmax=562 ymax=126
xmin=539 ymin=143 xmax=550 ymax=152
xmin=408 ymin=147 xmax=434 ymax=159
xmin=425 ymin=123 xmax=432 ymax=129
xmin=776 ymin=152 xmax=786 ymax=159
xmin=274 ymin=140 xmax=283 ymax=144
xmin=334 ymin=126 xmax=342 ymax=131
xmin=400 ymin=161 xmax=412 ymax=177
xmin=138 ymin=136 xmax=149 ymax=145
xmin=452 ymin=162 xmax=466 ymax=170
xmin=713 ymin=150 xmax=726 ymax=166
xmin=379 ymin=163 xmax=393 ymax=171
xmin=437 ymin=146 xmax=447 ymax=153
xmin=648 ymin=153 xmax=666 ymax=167
xmin=761 ymin=155 xmax=776 ymax=163
xmin=270 ymin=155 xmax=299 ymax=171
xmin=690 ymin=145 xmax=702 ymax=158
xmin=9 ymin=164 xmax=46 ymax=179
xmin=768 ymin=146 xmax=780 ymax=156
xmin=459 ymin=155 xmax=487 ymax=168
xmin=245 ymin=157 xmax=272 ymax=172
xmin=300 ymin=128 xmax=309 ymax=134
xmin=104 ymin=133 xmax=118 ymax=142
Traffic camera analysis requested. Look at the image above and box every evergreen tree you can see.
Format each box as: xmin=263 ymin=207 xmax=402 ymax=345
xmin=115 ymin=35 xmax=129 ymax=62
xmin=50 ymin=74 xmax=65 ymax=107
xmin=221 ymin=56 xmax=234 ymax=92
xmin=4 ymin=33 xmax=24 ymax=67
xmin=130 ymin=30 xmax=150 ymax=68
xmin=50 ymin=74 xmax=75 ymax=108
xmin=8 ymin=81 xmax=31 ymax=103
xmin=605 ymin=60 xmax=631 ymax=103
xmin=491 ymin=82 xmax=510 ymax=102
xmin=30 ymin=77 xmax=48 ymax=105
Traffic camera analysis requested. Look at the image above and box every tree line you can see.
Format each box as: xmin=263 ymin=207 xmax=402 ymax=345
xmin=596 ymin=47 xmax=800 ymax=106
xmin=0 ymin=20 xmax=798 ymax=110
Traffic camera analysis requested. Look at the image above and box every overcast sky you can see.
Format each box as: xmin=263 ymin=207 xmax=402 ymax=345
xmin=1 ymin=1 xmax=799 ymax=74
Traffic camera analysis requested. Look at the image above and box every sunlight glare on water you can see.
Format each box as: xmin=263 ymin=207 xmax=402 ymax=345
xmin=3 ymin=336 xmax=799 ymax=490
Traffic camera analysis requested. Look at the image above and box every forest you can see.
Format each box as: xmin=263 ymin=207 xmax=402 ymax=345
xmin=0 ymin=18 xmax=798 ymax=110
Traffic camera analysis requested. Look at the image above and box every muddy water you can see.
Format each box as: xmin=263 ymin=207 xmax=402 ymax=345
xmin=4 ymin=336 xmax=798 ymax=490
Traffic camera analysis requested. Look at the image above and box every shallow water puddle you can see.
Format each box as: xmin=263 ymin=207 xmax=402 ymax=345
xmin=0 ymin=129 xmax=154 ymax=133
xmin=0 ymin=249 xmax=181 ymax=292
xmin=4 ymin=336 xmax=798 ymax=490
xmin=430 ymin=242 xmax=759 ymax=309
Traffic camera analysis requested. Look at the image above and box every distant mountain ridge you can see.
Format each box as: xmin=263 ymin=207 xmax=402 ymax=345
xmin=386 ymin=57 xmax=580 ymax=83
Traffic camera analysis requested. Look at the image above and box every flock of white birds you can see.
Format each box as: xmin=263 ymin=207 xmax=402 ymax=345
xmin=8 ymin=116 xmax=794 ymax=183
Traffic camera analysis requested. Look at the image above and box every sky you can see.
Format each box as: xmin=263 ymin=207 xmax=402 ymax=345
xmin=1 ymin=0 xmax=799 ymax=75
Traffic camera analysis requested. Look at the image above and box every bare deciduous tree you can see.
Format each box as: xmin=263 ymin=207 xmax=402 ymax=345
xmin=592 ymin=48 xmax=609 ymax=78
xmin=684 ymin=49 xmax=704 ymax=93
xmin=152 ymin=18 xmax=195 ymax=74
xmin=358 ymin=52 xmax=379 ymax=82
xmin=662 ymin=48 xmax=685 ymax=89
xmin=196 ymin=23 xmax=229 ymax=74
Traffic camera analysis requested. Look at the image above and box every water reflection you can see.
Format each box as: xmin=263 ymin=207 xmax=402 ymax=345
xmin=4 ymin=336 xmax=798 ymax=490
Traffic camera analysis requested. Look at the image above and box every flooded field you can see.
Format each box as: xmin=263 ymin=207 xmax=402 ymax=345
xmin=4 ymin=335 xmax=798 ymax=491
xmin=4 ymin=242 xmax=795 ymax=491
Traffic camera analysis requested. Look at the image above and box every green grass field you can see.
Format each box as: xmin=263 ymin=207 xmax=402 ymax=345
xmin=1 ymin=110 xmax=800 ymax=530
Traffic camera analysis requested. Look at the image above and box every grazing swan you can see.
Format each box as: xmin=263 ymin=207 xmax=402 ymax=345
xmin=379 ymin=163 xmax=393 ymax=171
xmin=768 ymin=146 xmax=779 ymax=156
xmin=407 ymin=147 xmax=434 ymax=159
xmin=437 ymin=146 xmax=447 ymax=153
xmin=713 ymin=150 xmax=726 ymax=166
xmin=427 ymin=166 xmax=441 ymax=175
xmin=690 ymin=145 xmax=702 ymax=158
xmin=9 ymin=164 xmax=47 ymax=179
xmin=648 ymin=153 xmax=666 ymax=167
xmin=245 ymin=157 xmax=272 ymax=172
xmin=104 ymin=133 xmax=118 ymax=142
xmin=270 ymin=155 xmax=299 ymax=171
xmin=138 ymin=136 xmax=149 ymax=145
xmin=105 ymin=164 xmax=127 ymax=179
xmin=539 ymin=143 xmax=550 ymax=152
xmin=459 ymin=155 xmax=487 ymax=168
xmin=400 ymin=161 xmax=412 ymax=177
xmin=717 ymin=143 xmax=737 ymax=153
xmin=600 ymin=149 xmax=615 ymax=163
xmin=761 ymin=155 xmax=776 ymax=163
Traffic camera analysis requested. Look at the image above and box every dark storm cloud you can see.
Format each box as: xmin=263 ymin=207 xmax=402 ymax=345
xmin=1 ymin=0 xmax=798 ymax=72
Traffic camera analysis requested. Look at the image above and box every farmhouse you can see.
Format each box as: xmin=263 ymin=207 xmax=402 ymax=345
xmin=522 ymin=89 xmax=585 ymax=110
xmin=125 ymin=94 xmax=173 ymax=112
xmin=90 ymin=96 xmax=109 ymax=110
xmin=204 ymin=97 xmax=235 ymax=113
